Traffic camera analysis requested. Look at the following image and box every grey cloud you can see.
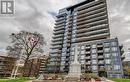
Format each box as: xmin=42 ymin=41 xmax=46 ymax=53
xmin=0 ymin=0 xmax=130 ymax=54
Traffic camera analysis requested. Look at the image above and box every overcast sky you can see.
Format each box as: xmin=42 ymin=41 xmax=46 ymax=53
xmin=0 ymin=0 xmax=130 ymax=55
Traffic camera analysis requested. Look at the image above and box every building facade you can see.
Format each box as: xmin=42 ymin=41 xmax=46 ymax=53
xmin=48 ymin=0 xmax=123 ymax=78
xmin=0 ymin=56 xmax=16 ymax=77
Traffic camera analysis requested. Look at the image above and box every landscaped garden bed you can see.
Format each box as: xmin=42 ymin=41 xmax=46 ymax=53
xmin=0 ymin=77 xmax=32 ymax=82
xmin=109 ymin=78 xmax=130 ymax=82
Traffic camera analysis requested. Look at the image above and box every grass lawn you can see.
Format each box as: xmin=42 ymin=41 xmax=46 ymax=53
xmin=109 ymin=78 xmax=130 ymax=82
xmin=0 ymin=77 xmax=32 ymax=82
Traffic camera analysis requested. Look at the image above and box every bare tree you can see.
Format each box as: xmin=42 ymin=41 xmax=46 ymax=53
xmin=6 ymin=30 xmax=46 ymax=76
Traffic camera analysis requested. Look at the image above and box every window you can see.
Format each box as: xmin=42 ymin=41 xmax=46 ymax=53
xmin=92 ymin=60 xmax=97 ymax=64
xmin=72 ymin=38 xmax=75 ymax=42
xmin=63 ymin=44 xmax=66 ymax=47
xmin=81 ymin=45 xmax=85 ymax=49
xmin=111 ymin=47 xmax=118 ymax=52
xmin=72 ymin=30 xmax=76 ymax=34
xmin=91 ymin=54 xmax=97 ymax=59
xmin=63 ymin=40 xmax=67 ymax=43
xmin=114 ymin=65 xmax=120 ymax=70
xmin=81 ymin=50 xmax=85 ymax=54
xmin=61 ymin=56 xmax=66 ymax=60
xmin=71 ymin=52 xmax=74 ymax=55
xmin=105 ymin=53 xmax=111 ymax=58
xmin=104 ymin=42 xmax=110 ymax=46
xmin=92 ymin=66 xmax=97 ymax=70
xmin=72 ymin=35 xmax=76 ymax=38
xmin=73 ymin=26 xmax=76 ymax=29
xmin=105 ymin=59 xmax=111 ymax=64
xmin=92 ymin=49 xmax=96 ymax=53
xmin=80 ymin=55 xmax=85 ymax=59
xmin=81 ymin=60 xmax=85 ymax=64
xmin=112 ymin=53 xmax=118 ymax=57
xmin=92 ymin=44 xmax=96 ymax=48
xmin=61 ymin=53 xmax=66 ymax=56
xmin=104 ymin=48 xmax=110 ymax=52
xmin=73 ymin=19 xmax=76 ymax=23
xmin=71 ymin=47 xmax=75 ymax=51
xmin=64 ymin=36 xmax=67 ymax=40
xmin=111 ymin=41 xmax=117 ymax=46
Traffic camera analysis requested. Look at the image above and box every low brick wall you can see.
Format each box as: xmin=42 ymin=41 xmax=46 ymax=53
xmin=32 ymin=80 xmax=64 ymax=82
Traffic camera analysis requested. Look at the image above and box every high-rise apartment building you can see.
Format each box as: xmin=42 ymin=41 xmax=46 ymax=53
xmin=48 ymin=0 xmax=124 ymax=78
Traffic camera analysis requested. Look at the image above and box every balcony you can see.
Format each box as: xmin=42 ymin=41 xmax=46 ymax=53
xmin=51 ymin=45 xmax=62 ymax=49
xmin=77 ymin=15 xmax=107 ymax=26
xmin=53 ymin=30 xmax=64 ymax=35
xmin=77 ymin=0 xmax=104 ymax=11
xmin=98 ymin=50 xmax=103 ymax=53
xmin=86 ymin=61 xmax=91 ymax=65
xmin=86 ymin=56 xmax=91 ymax=59
xmin=76 ymin=28 xmax=109 ymax=37
xmin=77 ymin=7 xmax=106 ymax=19
xmin=52 ymin=37 xmax=63 ymax=42
xmin=98 ymin=61 xmax=104 ymax=65
xmin=56 ymin=17 xmax=66 ymax=22
xmin=77 ymin=24 xmax=108 ymax=34
xmin=76 ymin=33 xmax=109 ymax=42
xmin=77 ymin=11 xmax=107 ymax=22
xmin=97 ymin=45 xmax=103 ymax=48
xmin=50 ymin=49 xmax=61 ymax=54
xmin=52 ymin=34 xmax=64 ymax=38
xmin=98 ymin=55 xmax=104 ymax=59
xmin=78 ymin=3 xmax=106 ymax=15
xmin=99 ymin=66 xmax=106 ymax=71
xmin=86 ymin=46 xmax=91 ymax=49
xmin=86 ymin=51 xmax=91 ymax=54
xmin=54 ymin=23 xmax=65 ymax=28
xmin=54 ymin=26 xmax=64 ymax=31
xmin=51 ymin=41 xmax=62 ymax=45
xmin=55 ymin=19 xmax=66 ymax=25
xmin=77 ymin=19 xmax=108 ymax=29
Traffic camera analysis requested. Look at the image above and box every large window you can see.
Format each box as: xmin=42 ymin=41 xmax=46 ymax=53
xmin=61 ymin=56 xmax=66 ymax=60
xmin=114 ymin=65 xmax=120 ymax=70
xmin=71 ymin=52 xmax=74 ymax=55
xmin=104 ymin=48 xmax=110 ymax=52
xmin=112 ymin=53 xmax=119 ymax=57
xmin=92 ymin=66 xmax=97 ymax=70
xmin=91 ymin=54 xmax=97 ymax=59
xmin=105 ymin=53 xmax=111 ymax=58
xmin=81 ymin=45 xmax=85 ymax=49
xmin=81 ymin=50 xmax=85 ymax=54
xmin=111 ymin=47 xmax=118 ymax=52
xmin=80 ymin=60 xmax=85 ymax=64
xmin=72 ymin=38 xmax=76 ymax=42
xmin=111 ymin=41 xmax=117 ymax=46
xmin=92 ymin=60 xmax=97 ymax=64
xmin=80 ymin=55 xmax=85 ymax=59
xmin=105 ymin=59 xmax=111 ymax=64
xmin=92 ymin=49 xmax=96 ymax=53
xmin=92 ymin=44 xmax=96 ymax=48
xmin=104 ymin=42 xmax=110 ymax=46
xmin=61 ymin=61 xmax=65 ymax=65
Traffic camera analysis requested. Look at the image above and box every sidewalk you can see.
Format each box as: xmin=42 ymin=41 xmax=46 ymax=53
xmin=105 ymin=79 xmax=114 ymax=82
xmin=26 ymin=80 xmax=32 ymax=82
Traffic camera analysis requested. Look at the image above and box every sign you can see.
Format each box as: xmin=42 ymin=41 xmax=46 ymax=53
xmin=0 ymin=0 xmax=14 ymax=14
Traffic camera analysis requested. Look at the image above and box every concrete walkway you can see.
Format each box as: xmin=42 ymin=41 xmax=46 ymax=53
xmin=26 ymin=80 xmax=32 ymax=82
xmin=105 ymin=79 xmax=115 ymax=82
